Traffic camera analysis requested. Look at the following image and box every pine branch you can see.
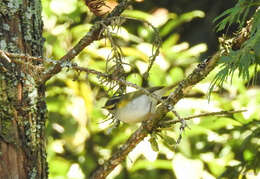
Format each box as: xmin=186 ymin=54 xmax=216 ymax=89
xmin=211 ymin=8 xmax=259 ymax=90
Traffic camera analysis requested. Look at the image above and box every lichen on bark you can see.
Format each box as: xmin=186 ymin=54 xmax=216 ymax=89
xmin=0 ymin=0 xmax=48 ymax=178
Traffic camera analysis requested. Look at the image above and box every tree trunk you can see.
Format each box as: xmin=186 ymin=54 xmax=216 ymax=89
xmin=0 ymin=1 xmax=48 ymax=178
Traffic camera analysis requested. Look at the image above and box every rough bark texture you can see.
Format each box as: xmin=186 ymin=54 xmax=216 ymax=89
xmin=0 ymin=0 xmax=47 ymax=178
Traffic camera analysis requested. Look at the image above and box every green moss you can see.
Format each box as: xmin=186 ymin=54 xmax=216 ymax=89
xmin=0 ymin=40 xmax=7 ymax=50
xmin=29 ymin=167 xmax=37 ymax=179
xmin=0 ymin=2 xmax=9 ymax=16
xmin=0 ymin=119 xmax=16 ymax=144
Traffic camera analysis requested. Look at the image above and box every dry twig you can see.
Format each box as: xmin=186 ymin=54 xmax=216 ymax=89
xmin=41 ymin=0 xmax=130 ymax=83
xmin=159 ymin=109 xmax=247 ymax=128
xmin=90 ymin=52 xmax=221 ymax=179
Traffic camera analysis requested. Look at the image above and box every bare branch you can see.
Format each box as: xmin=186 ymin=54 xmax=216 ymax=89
xmin=0 ymin=7 xmax=254 ymax=178
xmin=72 ymin=64 xmax=182 ymax=122
xmin=72 ymin=65 xmax=109 ymax=78
xmin=90 ymin=14 xmax=254 ymax=176
xmin=0 ymin=50 xmax=44 ymax=76
xmin=0 ymin=50 xmax=44 ymax=63
xmin=0 ymin=50 xmax=11 ymax=62
xmin=41 ymin=0 xmax=130 ymax=83
xmin=90 ymin=52 xmax=220 ymax=179
xmin=159 ymin=109 xmax=247 ymax=127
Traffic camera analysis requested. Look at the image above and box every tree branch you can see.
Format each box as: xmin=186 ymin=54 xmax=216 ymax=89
xmin=41 ymin=0 xmax=130 ymax=83
xmin=0 ymin=6 xmax=254 ymax=179
xmin=90 ymin=52 xmax=220 ymax=179
xmin=89 ymin=11 xmax=255 ymax=173
xmin=89 ymin=12 xmax=255 ymax=177
xmin=159 ymin=109 xmax=247 ymax=127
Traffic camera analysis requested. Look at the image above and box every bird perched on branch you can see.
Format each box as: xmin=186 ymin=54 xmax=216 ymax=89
xmin=84 ymin=0 xmax=119 ymax=16
xmin=104 ymin=84 xmax=176 ymax=123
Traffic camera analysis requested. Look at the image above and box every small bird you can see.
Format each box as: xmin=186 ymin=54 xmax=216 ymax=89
xmin=104 ymin=84 xmax=176 ymax=123
xmin=84 ymin=0 xmax=118 ymax=17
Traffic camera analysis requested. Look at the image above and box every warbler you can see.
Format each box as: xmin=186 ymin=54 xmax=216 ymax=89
xmin=104 ymin=84 xmax=176 ymax=123
xmin=84 ymin=0 xmax=118 ymax=17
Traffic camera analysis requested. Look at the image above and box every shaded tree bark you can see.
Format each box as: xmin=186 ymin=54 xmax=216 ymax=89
xmin=0 ymin=0 xmax=47 ymax=178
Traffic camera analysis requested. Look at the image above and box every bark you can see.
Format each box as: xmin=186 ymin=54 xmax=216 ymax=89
xmin=0 ymin=1 xmax=47 ymax=179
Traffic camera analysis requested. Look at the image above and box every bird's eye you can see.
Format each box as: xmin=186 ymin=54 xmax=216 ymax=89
xmin=105 ymin=96 xmax=121 ymax=106
xmin=105 ymin=104 xmax=116 ymax=110
xmin=104 ymin=95 xmax=122 ymax=111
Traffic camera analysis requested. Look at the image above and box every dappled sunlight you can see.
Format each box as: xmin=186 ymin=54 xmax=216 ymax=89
xmin=41 ymin=0 xmax=260 ymax=178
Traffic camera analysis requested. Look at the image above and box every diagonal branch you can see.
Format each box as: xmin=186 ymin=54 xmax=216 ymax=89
xmin=0 ymin=8 xmax=254 ymax=178
xmin=89 ymin=10 xmax=255 ymax=178
xmin=90 ymin=52 xmax=221 ymax=179
xmin=41 ymin=0 xmax=130 ymax=83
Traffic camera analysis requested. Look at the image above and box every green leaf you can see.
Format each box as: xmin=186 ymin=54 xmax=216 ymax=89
xmin=122 ymin=47 xmax=150 ymax=62
xmin=130 ymin=160 xmax=172 ymax=172
xmin=149 ymin=65 xmax=167 ymax=86
xmin=167 ymin=67 xmax=184 ymax=85
xmin=123 ymin=10 xmax=152 ymax=21
xmin=198 ymin=117 xmax=242 ymax=130
xmin=161 ymin=135 xmax=176 ymax=146
xmin=253 ymin=35 xmax=260 ymax=59
xmin=162 ymin=34 xmax=180 ymax=49
xmin=251 ymin=10 xmax=260 ymax=35
xmin=126 ymin=73 xmax=142 ymax=87
xmin=48 ymin=157 xmax=70 ymax=177
xmin=149 ymin=136 xmax=159 ymax=152
xmin=213 ymin=8 xmax=234 ymax=23
xmin=214 ymin=0 xmax=254 ymax=32
xmin=160 ymin=10 xmax=205 ymax=37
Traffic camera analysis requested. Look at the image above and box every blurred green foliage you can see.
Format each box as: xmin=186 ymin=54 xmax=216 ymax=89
xmin=43 ymin=0 xmax=260 ymax=178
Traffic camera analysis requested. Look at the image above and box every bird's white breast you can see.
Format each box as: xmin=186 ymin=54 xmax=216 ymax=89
xmin=116 ymin=94 xmax=154 ymax=123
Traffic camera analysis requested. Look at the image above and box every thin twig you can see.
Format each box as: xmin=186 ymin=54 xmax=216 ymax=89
xmin=0 ymin=5 xmax=254 ymax=178
xmin=72 ymin=64 xmax=174 ymax=106
xmin=90 ymin=52 xmax=220 ymax=179
xmin=159 ymin=109 xmax=247 ymax=127
xmin=41 ymin=0 xmax=130 ymax=83
xmin=0 ymin=50 xmax=12 ymax=62
xmin=0 ymin=50 xmax=45 ymax=72
xmin=72 ymin=65 xmax=109 ymax=78
xmin=0 ymin=50 xmax=44 ymax=63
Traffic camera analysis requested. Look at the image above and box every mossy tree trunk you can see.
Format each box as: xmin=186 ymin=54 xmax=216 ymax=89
xmin=0 ymin=0 xmax=48 ymax=178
